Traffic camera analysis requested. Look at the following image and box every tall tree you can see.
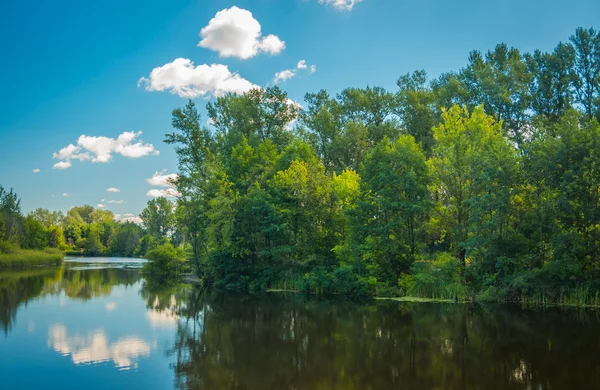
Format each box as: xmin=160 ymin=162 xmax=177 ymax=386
xmin=140 ymin=197 xmax=175 ymax=240
xmin=430 ymin=105 xmax=517 ymax=268
xmin=353 ymin=135 xmax=430 ymax=281
xmin=570 ymin=27 xmax=600 ymax=119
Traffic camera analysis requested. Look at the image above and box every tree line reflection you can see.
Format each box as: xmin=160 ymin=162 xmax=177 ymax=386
xmin=158 ymin=290 xmax=600 ymax=390
xmin=0 ymin=267 xmax=140 ymax=333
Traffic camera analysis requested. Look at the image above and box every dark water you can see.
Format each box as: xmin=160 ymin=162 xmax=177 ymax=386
xmin=1 ymin=261 xmax=600 ymax=389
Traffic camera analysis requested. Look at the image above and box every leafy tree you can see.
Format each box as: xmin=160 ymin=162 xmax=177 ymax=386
xmin=396 ymin=70 xmax=437 ymax=153
xmin=570 ymin=27 xmax=600 ymax=119
xmin=140 ymin=197 xmax=175 ymax=240
xmin=110 ymin=222 xmax=142 ymax=257
xmin=22 ymin=215 xmax=47 ymax=249
xmin=353 ymin=135 xmax=431 ymax=282
xmin=430 ymin=105 xmax=517 ymax=269
xmin=526 ymin=43 xmax=577 ymax=120
xmin=460 ymin=44 xmax=533 ymax=145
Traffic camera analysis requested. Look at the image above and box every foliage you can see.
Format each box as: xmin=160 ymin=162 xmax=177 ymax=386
xmin=409 ymin=253 xmax=468 ymax=300
xmin=143 ymin=243 xmax=189 ymax=281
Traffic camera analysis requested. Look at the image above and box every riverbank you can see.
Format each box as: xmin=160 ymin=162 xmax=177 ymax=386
xmin=0 ymin=248 xmax=64 ymax=268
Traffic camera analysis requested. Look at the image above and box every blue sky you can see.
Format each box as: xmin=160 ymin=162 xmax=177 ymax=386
xmin=1 ymin=0 xmax=599 ymax=221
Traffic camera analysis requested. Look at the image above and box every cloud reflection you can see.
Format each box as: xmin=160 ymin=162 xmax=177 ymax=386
xmin=48 ymin=324 xmax=152 ymax=369
xmin=146 ymin=295 xmax=180 ymax=329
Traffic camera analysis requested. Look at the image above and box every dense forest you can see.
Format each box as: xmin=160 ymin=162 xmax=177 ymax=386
xmin=3 ymin=27 xmax=600 ymax=304
xmin=160 ymin=26 xmax=600 ymax=303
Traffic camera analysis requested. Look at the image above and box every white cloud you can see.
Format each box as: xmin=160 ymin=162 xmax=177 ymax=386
xmin=63 ymin=193 xmax=69 ymax=197
xmin=97 ymin=204 xmax=105 ymax=208
xmin=53 ymin=161 xmax=72 ymax=170
xmin=105 ymin=302 xmax=117 ymax=312
xmin=33 ymin=169 xmax=40 ymax=173
xmin=107 ymin=200 xmax=125 ymax=204
xmin=319 ymin=0 xmax=363 ymax=11
xmin=53 ymin=132 xmax=158 ymax=168
xmin=274 ymin=60 xmax=315 ymax=83
xmin=146 ymin=189 xmax=182 ymax=198
xmin=114 ymin=212 xmax=143 ymax=224
xmin=147 ymin=171 xmax=178 ymax=187
xmin=122 ymin=216 xmax=143 ymax=224
xmin=198 ymin=6 xmax=285 ymax=59
xmin=273 ymin=69 xmax=296 ymax=84
xmin=106 ymin=188 xmax=120 ymax=193
xmin=139 ymin=58 xmax=258 ymax=99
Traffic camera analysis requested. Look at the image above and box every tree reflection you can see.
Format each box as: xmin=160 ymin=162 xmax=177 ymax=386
xmin=0 ymin=267 xmax=141 ymax=333
xmin=168 ymin=292 xmax=600 ymax=390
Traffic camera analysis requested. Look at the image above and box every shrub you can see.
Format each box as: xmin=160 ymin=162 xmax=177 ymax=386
xmin=143 ymin=243 xmax=188 ymax=280
xmin=409 ymin=253 xmax=467 ymax=300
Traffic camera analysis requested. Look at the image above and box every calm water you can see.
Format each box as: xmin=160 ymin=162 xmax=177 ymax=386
xmin=1 ymin=260 xmax=600 ymax=389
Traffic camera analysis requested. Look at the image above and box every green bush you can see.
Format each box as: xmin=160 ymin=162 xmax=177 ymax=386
xmin=409 ymin=253 xmax=467 ymax=300
xmin=143 ymin=243 xmax=189 ymax=280
xmin=0 ymin=240 xmax=19 ymax=254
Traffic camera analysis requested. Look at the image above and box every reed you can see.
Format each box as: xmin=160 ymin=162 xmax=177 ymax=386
xmin=0 ymin=248 xmax=64 ymax=268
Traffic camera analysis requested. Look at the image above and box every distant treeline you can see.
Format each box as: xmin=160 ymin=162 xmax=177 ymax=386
xmin=0 ymin=189 xmax=174 ymax=259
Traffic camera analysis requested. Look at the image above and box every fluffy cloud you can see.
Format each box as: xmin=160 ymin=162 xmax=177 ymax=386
xmin=97 ymin=204 xmax=105 ymax=208
xmin=53 ymin=161 xmax=72 ymax=170
xmin=274 ymin=69 xmax=296 ymax=84
xmin=139 ymin=58 xmax=258 ymax=99
xmin=146 ymin=189 xmax=181 ymax=198
xmin=33 ymin=169 xmax=40 ymax=173
xmin=63 ymin=193 xmax=69 ymax=197
xmin=310 ymin=65 xmax=317 ymax=73
xmin=297 ymin=60 xmax=307 ymax=70
xmin=122 ymin=216 xmax=143 ymax=224
xmin=106 ymin=188 xmax=120 ymax=193
xmin=147 ymin=171 xmax=180 ymax=198
xmin=114 ymin=213 xmax=143 ymax=224
xmin=319 ymin=0 xmax=363 ymax=11
xmin=198 ymin=6 xmax=285 ymax=59
xmin=147 ymin=171 xmax=179 ymax=187
xmin=53 ymin=132 xmax=158 ymax=169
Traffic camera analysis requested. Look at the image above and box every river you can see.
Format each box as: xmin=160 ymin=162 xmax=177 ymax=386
xmin=0 ymin=258 xmax=599 ymax=389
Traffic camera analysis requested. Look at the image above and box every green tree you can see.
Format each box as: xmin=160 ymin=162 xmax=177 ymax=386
xmin=353 ymin=135 xmax=430 ymax=282
xmin=526 ymin=43 xmax=577 ymax=120
xmin=430 ymin=105 xmax=517 ymax=269
xmin=396 ymin=70 xmax=437 ymax=153
xmin=140 ymin=197 xmax=175 ymax=240
xmin=570 ymin=27 xmax=600 ymax=119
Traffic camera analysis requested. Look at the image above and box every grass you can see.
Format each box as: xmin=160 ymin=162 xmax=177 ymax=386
xmin=376 ymin=296 xmax=462 ymax=303
xmin=517 ymin=288 xmax=600 ymax=308
xmin=0 ymin=248 xmax=64 ymax=269
xmin=267 ymin=288 xmax=300 ymax=293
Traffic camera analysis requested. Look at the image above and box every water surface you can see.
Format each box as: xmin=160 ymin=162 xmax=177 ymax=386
xmin=1 ymin=261 xmax=599 ymax=389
